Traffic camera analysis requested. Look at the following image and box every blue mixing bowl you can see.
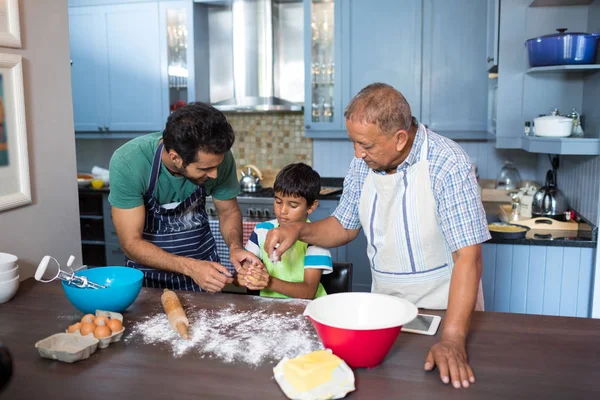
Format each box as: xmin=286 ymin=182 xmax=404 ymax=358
xmin=62 ymin=267 xmax=144 ymax=314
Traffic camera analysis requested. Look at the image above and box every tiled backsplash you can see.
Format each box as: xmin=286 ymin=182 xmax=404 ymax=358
xmin=225 ymin=112 xmax=312 ymax=170
xmin=76 ymin=112 xmax=313 ymax=175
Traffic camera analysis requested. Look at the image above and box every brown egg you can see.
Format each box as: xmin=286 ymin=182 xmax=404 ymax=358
xmin=106 ymin=318 xmax=123 ymax=333
xmin=67 ymin=322 xmax=81 ymax=333
xmin=94 ymin=325 xmax=111 ymax=339
xmin=80 ymin=314 xmax=95 ymax=324
xmin=80 ymin=322 xmax=96 ymax=336
xmin=94 ymin=316 xmax=109 ymax=326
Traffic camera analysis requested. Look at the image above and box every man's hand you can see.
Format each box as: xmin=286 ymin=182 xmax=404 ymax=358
xmin=237 ymin=262 xmax=270 ymax=291
xmin=183 ymin=259 xmax=233 ymax=293
xmin=264 ymin=223 xmax=303 ymax=261
xmin=229 ymin=246 xmax=261 ymax=271
xmin=424 ymin=337 xmax=475 ymax=389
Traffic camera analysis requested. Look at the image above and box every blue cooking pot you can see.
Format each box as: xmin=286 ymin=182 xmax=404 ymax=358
xmin=525 ymin=29 xmax=600 ymax=67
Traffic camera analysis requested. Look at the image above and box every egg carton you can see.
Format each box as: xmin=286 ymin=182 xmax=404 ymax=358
xmin=36 ymin=310 xmax=126 ymax=363
xmin=67 ymin=310 xmax=126 ymax=349
xmin=35 ymin=333 xmax=99 ymax=363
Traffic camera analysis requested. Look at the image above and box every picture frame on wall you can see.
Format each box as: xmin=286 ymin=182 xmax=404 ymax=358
xmin=0 ymin=53 xmax=30 ymax=212
xmin=0 ymin=0 xmax=20 ymax=48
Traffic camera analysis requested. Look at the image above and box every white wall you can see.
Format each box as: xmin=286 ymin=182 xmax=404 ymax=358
xmin=0 ymin=0 xmax=81 ymax=279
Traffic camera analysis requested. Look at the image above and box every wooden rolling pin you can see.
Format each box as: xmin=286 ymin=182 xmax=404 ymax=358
xmin=161 ymin=289 xmax=189 ymax=339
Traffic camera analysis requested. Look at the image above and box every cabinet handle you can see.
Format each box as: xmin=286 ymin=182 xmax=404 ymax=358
xmin=112 ymin=248 xmax=123 ymax=253
xmin=487 ymin=57 xmax=495 ymax=63
xmin=305 ymin=124 xmax=311 ymax=129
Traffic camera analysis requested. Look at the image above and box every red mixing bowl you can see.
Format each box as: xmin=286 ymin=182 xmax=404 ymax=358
xmin=303 ymin=292 xmax=418 ymax=368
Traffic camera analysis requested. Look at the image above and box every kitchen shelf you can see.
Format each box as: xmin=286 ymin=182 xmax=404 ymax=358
xmin=529 ymin=0 xmax=592 ymax=6
xmin=526 ymin=65 xmax=600 ymax=73
xmin=522 ymin=136 xmax=600 ymax=155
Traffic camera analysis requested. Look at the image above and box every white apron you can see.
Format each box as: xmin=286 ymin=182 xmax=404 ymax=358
xmin=358 ymin=133 xmax=484 ymax=310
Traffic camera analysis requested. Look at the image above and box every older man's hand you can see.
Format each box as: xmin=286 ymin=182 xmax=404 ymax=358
xmin=424 ymin=337 xmax=475 ymax=389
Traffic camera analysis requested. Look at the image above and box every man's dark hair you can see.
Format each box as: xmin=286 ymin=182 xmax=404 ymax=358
xmin=162 ymin=102 xmax=235 ymax=166
xmin=274 ymin=163 xmax=321 ymax=207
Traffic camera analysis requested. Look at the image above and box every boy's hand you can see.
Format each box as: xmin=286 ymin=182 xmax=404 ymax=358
xmin=240 ymin=262 xmax=270 ymax=291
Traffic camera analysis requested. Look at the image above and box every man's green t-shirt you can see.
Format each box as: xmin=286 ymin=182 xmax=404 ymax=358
xmin=108 ymin=132 xmax=239 ymax=209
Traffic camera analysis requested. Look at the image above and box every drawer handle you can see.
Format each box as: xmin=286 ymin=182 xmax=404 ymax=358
xmin=112 ymin=248 xmax=123 ymax=253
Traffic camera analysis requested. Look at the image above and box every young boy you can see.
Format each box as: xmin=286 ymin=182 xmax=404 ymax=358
xmin=240 ymin=163 xmax=332 ymax=299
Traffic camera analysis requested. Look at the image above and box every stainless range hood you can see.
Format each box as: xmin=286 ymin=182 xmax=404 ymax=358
xmin=208 ymin=0 xmax=304 ymax=112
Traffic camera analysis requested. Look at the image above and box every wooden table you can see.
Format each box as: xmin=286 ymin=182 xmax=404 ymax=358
xmin=1 ymin=279 xmax=599 ymax=399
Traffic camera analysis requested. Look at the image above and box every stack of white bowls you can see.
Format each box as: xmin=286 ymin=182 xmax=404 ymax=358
xmin=0 ymin=252 xmax=19 ymax=304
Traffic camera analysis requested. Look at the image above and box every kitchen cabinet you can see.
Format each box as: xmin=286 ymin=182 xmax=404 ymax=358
xmin=69 ymin=3 xmax=164 ymax=132
xmin=68 ymin=7 xmax=109 ymax=132
xmin=305 ymin=0 xmax=489 ymax=139
xmin=421 ymin=0 xmax=488 ymax=136
xmin=347 ymin=0 xmax=422 ymax=125
xmin=158 ymin=1 xmax=197 ymax=125
xmin=486 ymin=0 xmax=500 ymax=71
xmin=78 ymin=192 xmax=107 ymax=266
xmin=481 ymin=243 xmax=595 ymax=317
xmin=78 ymin=190 xmax=126 ymax=266
xmin=493 ymin=0 xmax=600 ymax=152
xmin=303 ymin=0 xmax=346 ymax=136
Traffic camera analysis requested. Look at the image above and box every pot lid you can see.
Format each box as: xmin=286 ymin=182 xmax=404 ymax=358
xmin=527 ymin=28 xmax=599 ymax=42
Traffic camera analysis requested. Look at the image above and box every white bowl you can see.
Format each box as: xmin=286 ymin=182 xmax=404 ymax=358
xmin=0 ymin=274 xmax=19 ymax=304
xmin=0 ymin=252 xmax=18 ymax=272
xmin=0 ymin=265 xmax=18 ymax=282
xmin=304 ymin=292 xmax=418 ymax=330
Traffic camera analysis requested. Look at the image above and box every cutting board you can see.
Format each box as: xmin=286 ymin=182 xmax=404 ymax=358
xmin=320 ymin=186 xmax=342 ymax=196
xmin=498 ymin=205 xmax=578 ymax=231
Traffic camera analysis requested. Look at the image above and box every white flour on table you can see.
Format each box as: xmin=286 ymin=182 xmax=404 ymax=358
xmin=126 ymin=300 xmax=323 ymax=366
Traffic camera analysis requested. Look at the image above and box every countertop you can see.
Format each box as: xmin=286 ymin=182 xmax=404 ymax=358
xmin=2 ymin=279 xmax=600 ymax=399
xmin=483 ymin=202 xmax=597 ymax=248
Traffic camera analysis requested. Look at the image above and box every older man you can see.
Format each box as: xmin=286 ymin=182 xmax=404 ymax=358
xmin=265 ymin=83 xmax=490 ymax=389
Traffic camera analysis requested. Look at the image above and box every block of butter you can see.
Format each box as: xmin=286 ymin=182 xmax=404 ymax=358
xmin=273 ymin=349 xmax=355 ymax=400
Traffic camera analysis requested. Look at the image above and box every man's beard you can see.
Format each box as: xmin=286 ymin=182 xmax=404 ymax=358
xmin=177 ymin=166 xmax=205 ymax=185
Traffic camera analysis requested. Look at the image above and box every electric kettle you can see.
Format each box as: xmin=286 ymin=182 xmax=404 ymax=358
xmin=532 ymin=169 xmax=569 ymax=219
xmin=239 ymin=164 xmax=263 ymax=193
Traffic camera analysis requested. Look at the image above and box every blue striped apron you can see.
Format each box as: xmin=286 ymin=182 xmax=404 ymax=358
xmin=358 ymin=132 xmax=484 ymax=310
xmin=125 ymin=142 xmax=220 ymax=291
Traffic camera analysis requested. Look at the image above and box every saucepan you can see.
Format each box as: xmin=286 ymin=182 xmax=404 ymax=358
xmin=525 ymin=29 xmax=600 ymax=68
xmin=488 ymin=222 xmax=530 ymax=240
xmin=534 ymin=115 xmax=573 ymax=137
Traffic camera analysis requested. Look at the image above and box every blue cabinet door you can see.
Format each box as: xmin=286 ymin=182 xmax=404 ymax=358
xmin=347 ymin=0 xmax=423 ymax=121
xmin=104 ymin=3 xmax=163 ymax=131
xmin=421 ymin=0 xmax=488 ymax=134
xmin=481 ymin=243 xmax=594 ymax=317
xmin=486 ymin=0 xmax=500 ymax=71
xmin=304 ymin=0 xmax=346 ymax=136
xmin=69 ymin=7 xmax=108 ymax=132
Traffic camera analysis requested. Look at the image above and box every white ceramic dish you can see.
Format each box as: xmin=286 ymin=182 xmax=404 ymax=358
xmin=0 ymin=275 xmax=19 ymax=304
xmin=0 ymin=265 xmax=18 ymax=281
xmin=66 ymin=310 xmax=125 ymax=349
xmin=0 ymin=252 xmax=17 ymax=272
xmin=35 ymin=333 xmax=99 ymax=363
xmin=534 ymin=115 xmax=573 ymax=137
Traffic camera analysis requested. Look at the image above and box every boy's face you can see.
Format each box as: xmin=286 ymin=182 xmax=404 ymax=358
xmin=274 ymin=191 xmax=318 ymax=225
